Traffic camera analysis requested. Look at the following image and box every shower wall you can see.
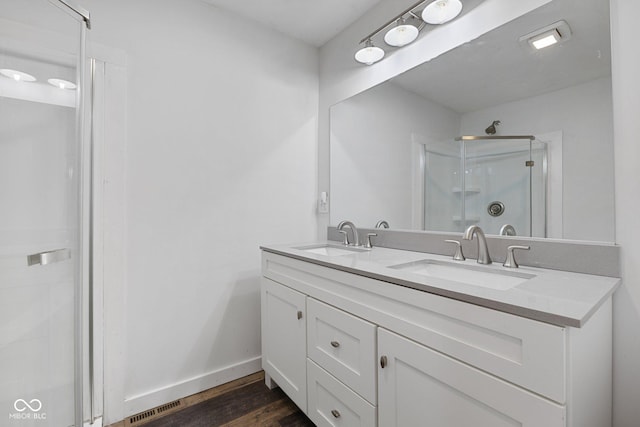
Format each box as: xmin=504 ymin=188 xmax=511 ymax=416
xmin=460 ymin=77 xmax=614 ymax=241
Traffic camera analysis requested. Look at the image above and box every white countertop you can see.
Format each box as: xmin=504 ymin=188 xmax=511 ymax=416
xmin=261 ymin=242 xmax=621 ymax=328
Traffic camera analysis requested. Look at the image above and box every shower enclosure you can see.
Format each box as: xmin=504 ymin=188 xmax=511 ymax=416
xmin=424 ymin=135 xmax=547 ymax=237
xmin=1 ymin=1 xmax=93 ymax=426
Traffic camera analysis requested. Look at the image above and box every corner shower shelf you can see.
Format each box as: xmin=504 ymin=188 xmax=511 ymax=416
xmin=451 ymin=187 xmax=481 ymax=194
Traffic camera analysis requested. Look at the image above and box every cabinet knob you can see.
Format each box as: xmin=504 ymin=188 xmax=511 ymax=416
xmin=380 ymin=355 xmax=388 ymax=368
xmin=331 ymin=409 xmax=341 ymax=418
xmin=330 ymin=341 xmax=340 ymax=348
xmin=297 ymin=311 xmax=303 ymax=320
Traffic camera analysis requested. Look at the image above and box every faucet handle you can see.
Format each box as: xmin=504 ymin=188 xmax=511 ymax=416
xmin=503 ymin=245 xmax=530 ymax=268
xmin=364 ymin=233 xmax=377 ymax=249
xmin=338 ymin=230 xmax=349 ymax=246
xmin=445 ymin=240 xmax=466 ymax=261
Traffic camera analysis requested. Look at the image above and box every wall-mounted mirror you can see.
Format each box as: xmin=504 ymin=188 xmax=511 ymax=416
xmin=330 ymin=0 xmax=614 ymax=242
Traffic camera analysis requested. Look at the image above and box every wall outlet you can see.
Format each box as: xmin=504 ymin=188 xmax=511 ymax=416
xmin=318 ymin=192 xmax=329 ymax=214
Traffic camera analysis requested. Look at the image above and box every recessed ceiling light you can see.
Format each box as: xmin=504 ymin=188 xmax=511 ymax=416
xmin=0 ymin=68 xmax=37 ymax=82
xmin=530 ymin=30 xmax=560 ymax=49
xmin=48 ymin=78 xmax=77 ymax=90
xmin=422 ymin=0 xmax=463 ymax=25
xmin=519 ymin=20 xmax=572 ymax=51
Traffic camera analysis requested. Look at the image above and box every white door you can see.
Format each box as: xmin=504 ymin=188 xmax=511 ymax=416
xmin=261 ymin=278 xmax=307 ymax=412
xmin=378 ymin=328 xmax=565 ymax=427
xmin=0 ymin=4 xmax=90 ymax=426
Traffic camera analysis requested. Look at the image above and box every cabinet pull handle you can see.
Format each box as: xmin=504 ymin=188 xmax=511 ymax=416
xmin=380 ymin=355 xmax=388 ymax=368
xmin=297 ymin=311 xmax=303 ymax=320
xmin=330 ymin=341 xmax=340 ymax=348
xmin=331 ymin=409 xmax=341 ymax=418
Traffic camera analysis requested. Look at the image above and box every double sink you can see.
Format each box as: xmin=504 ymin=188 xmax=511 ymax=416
xmin=294 ymin=243 xmax=535 ymax=291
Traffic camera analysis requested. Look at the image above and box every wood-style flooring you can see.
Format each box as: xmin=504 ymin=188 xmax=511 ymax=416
xmin=108 ymin=371 xmax=315 ymax=427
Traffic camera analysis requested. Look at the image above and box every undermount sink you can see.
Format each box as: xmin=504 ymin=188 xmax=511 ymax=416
xmin=295 ymin=244 xmax=367 ymax=257
xmin=390 ymin=259 xmax=535 ymax=290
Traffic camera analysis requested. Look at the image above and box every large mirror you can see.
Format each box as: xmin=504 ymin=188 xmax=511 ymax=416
xmin=330 ymin=0 xmax=614 ymax=242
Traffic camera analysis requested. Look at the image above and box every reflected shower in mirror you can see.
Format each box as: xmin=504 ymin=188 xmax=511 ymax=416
xmin=330 ymin=0 xmax=614 ymax=242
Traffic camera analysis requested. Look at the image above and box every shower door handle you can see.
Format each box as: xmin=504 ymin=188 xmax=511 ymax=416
xmin=27 ymin=248 xmax=71 ymax=266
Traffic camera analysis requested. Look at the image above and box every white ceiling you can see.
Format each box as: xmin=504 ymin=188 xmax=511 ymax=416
xmin=201 ymin=0 xmax=384 ymax=47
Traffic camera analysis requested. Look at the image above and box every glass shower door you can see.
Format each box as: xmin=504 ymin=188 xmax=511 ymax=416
xmin=0 ymin=3 xmax=87 ymax=426
xmin=463 ymin=138 xmax=534 ymax=236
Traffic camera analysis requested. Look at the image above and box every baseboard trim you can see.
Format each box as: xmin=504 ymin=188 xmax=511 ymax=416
xmin=123 ymin=356 xmax=262 ymax=417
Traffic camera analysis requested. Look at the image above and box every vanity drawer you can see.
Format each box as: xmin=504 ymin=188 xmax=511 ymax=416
xmin=307 ymin=359 xmax=376 ymax=427
xmin=307 ymin=298 xmax=377 ymax=404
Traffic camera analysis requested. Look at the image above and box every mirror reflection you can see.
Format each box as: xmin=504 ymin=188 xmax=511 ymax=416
xmin=330 ymin=0 xmax=614 ymax=242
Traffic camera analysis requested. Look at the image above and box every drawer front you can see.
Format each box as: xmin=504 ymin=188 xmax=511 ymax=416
xmin=264 ymin=252 xmax=566 ymax=403
xmin=307 ymin=359 xmax=376 ymax=427
xmin=307 ymin=298 xmax=377 ymax=404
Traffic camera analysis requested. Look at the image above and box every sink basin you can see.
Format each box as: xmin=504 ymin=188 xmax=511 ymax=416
xmin=295 ymin=244 xmax=367 ymax=257
xmin=390 ymin=259 xmax=535 ymax=290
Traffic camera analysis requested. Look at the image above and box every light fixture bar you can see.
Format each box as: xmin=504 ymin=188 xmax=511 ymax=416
xmin=359 ymin=0 xmax=428 ymax=44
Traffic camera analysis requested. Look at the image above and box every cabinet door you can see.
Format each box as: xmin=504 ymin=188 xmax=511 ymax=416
xmin=261 ymin=278 xmax=307 ymax=412
xmin=378 ymin=328 xmax=565 ymax=427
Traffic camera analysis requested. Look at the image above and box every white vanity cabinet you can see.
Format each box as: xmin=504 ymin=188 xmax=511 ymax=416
xmin=261 ymin=250 xmax=613 ymax=427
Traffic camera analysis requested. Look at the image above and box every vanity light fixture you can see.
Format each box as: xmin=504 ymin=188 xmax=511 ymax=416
xmin=355 ymin=39 xmax=385 ymax=65
xmin=0 ymin=68 xmax=37 ymax=82
xmin=48 ymin=78 xmax=77 ymax=90
xmin=384 ymin=18 xmax=419 ymax=47
xmin=519 ymin=20 xmax=572 ymax=50
xmin=355 ymin=0 xmax=470 ymax=66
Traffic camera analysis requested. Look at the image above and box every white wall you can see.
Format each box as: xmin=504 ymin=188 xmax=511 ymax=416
xmin=610 ymin=0 xmax=640 ymax=425
xmin=460 ymin=77 xmax=615 ymax=242
xmin=2 ymin=0 xmax=319 ymax=423
xmin=86 ymin=0 xmax=319 ymax=420
xmin=330 ymin=82 xmax=459 ymax=229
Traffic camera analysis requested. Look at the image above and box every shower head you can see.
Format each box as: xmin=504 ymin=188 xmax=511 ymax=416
xmin=485 ymin=120 xmax=501 ymax=135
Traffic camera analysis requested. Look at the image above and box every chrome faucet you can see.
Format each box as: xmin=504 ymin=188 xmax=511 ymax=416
xmin=463 ymin=225 xmax=492 ymax=264
xmin=337 ymin=220 xmax=360 ymax=246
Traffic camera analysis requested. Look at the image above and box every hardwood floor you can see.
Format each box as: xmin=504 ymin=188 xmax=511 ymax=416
xmin=108 ymin=371 xmax=315 ymax=427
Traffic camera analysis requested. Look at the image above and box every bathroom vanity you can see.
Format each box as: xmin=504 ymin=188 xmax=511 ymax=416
xmin=260 ymin=242 xmax=619 ymax=427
